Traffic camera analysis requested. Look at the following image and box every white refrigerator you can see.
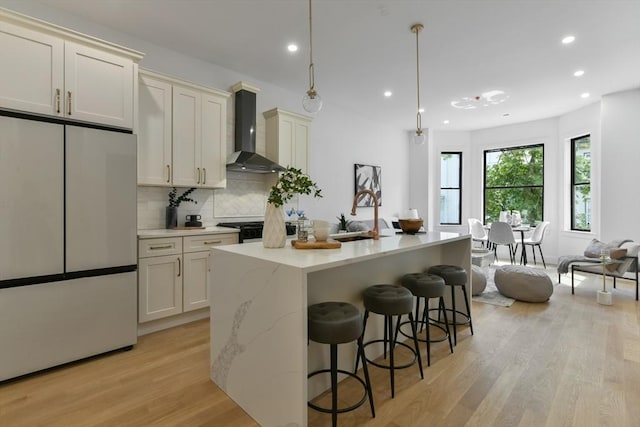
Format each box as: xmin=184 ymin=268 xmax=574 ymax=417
xmin=0 ymin=114 xmax=137 ymax=381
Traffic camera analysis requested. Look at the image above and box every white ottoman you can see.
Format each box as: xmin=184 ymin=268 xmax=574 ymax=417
xmin=471 ymin=265 xmax=487 ymax=296
xmin=494 ymin=265 xmax=553 ymax=302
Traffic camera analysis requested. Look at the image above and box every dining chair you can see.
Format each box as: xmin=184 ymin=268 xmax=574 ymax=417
xmin=467 ymin=218 xmax=488 ymax=248
xmin=520 ymin=221 xmax=550 ymax=268
xmin=488 ymin=221 xmax=516 ymax=263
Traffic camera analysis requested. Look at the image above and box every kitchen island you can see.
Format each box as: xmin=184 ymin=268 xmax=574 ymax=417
xmin=209 ymin=231 xmax=471 ymax=426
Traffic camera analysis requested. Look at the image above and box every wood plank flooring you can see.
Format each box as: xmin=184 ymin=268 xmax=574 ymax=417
xmin=1 ymin=266 xmax=639 ymax=426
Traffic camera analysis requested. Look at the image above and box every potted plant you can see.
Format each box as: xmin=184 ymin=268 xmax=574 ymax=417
xmin=166 ymin=187 xmax=197 ymax=229
xmin=264 ymin=167 xmax=322 ymax=247
xmin=336 ymin=213 xmax=351 ymax=233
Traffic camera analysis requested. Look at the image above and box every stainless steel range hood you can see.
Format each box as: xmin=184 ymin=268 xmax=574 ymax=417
xmin=227 ymin=82 xmax=284 ymax=173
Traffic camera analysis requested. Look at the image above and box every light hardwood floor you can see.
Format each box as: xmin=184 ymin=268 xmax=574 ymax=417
xmin=1 ymin=266 xmax=639 ymax=426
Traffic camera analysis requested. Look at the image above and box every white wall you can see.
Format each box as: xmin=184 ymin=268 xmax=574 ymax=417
xmin=1 ymin=1 xmax=411 ymax=228
xmin=600 ymin=89 xmax=640 ymax=242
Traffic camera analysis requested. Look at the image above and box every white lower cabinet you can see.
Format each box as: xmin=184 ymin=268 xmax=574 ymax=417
xmin=138 ymin=233 xmax=237 ymax=323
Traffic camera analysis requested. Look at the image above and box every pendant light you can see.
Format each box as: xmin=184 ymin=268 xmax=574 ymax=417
xmin=411 ymin=23 xmax=426 ymax=145
xmin=302 ymin=0 xmax=322 ymax=113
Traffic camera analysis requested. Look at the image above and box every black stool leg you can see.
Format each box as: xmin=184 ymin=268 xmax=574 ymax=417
xmin=357 ymin=336 xmax=375 ymax=418
xmin=424 ymin=300 xmax=431 ymax=366
xmin=354 ymin=310 xmax=370 ymax=373
xmin=330 ymin=343 xmax=338 ymax=427
xmin=440 ymin=296 xmax=453 ymax=354
xmin=460 ymin=284 xmax=474 ymax=336
xmin=450 ymin=284 xmax=458 ymax=345
xmin=408 ymin=313 xmax=424 ymax=379
xmin=388 ymin=315 xmax=396 ymax=397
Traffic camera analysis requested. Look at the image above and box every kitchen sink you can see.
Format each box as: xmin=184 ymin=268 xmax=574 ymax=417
xmin=330 ymin=232 xmax=388 ymax=242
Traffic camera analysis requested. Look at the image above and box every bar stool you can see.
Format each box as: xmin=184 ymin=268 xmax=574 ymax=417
xmin=307 ymin=302 xmax=375 ymax=426
xmin=355 ymin=284 xmax=423 ymax=398
xmin=399 ymin=273 xmax=453 ymax=366
xmin=427 ymin=265 xmax=473 ymax=345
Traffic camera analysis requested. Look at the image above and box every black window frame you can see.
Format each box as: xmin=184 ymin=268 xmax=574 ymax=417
xmin=440 ymin=151 xmax=462 ymax=225
xmin=570 ymin=134 xmax=591 ymax=232
xmin=483 ymin=143 xmax=545 ymax=224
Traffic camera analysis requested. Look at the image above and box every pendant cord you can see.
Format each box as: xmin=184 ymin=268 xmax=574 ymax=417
xmin=308 ymin=0 xmax=315 ymax=90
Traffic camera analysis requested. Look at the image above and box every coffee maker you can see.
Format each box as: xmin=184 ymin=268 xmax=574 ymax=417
xmin=185 ymin=214 xmax=202 ymax=227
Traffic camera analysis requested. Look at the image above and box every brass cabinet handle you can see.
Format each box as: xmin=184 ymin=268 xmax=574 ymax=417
xmin=56 ymin=89 xmax=61 ymax=113
xmin=166 ymin=165 xmax=171 ymax=183
xmin=150 ymin=244 xmax=172 ymax=250
xmin=204 ymin=240 xmax=222 ymax=245
xmin=202 ymin=168 xmax=207 ymax=184
xmin=67 ymin=91 xmax=72 ymax=115
xmin=196 ymin=167 xmax=201 ymax=184
xmin=177 ymin=257 xmax=181 ymax=277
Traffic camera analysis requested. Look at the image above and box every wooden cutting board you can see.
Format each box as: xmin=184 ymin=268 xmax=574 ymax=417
xmin=291 ymin=239 xmax=342 ymax=249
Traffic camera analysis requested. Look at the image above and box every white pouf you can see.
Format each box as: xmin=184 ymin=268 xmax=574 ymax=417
xmin=471 ymin=265 xmax=487 ymax=296
xmin=494 ymin=265 xmax=553 ymax=302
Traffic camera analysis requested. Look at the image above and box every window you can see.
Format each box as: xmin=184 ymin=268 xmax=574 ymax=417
xmin=571 ymin=135 xmax=591 ymax=231
xmin=484 ymin=144 xmax=544 ymax=224
xmin=440 ymin=152 xmax=462 ymax=225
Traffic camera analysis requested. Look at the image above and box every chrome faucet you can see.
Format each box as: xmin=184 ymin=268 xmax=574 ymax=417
xmin=351 ymin=189 xmax=379 ymax=240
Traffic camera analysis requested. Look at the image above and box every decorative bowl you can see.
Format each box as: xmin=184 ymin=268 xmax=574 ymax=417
xmin=398 ymin=218 xmax=424 ymax=234
xmin=312 ymin=227 xmax=330 ymax=242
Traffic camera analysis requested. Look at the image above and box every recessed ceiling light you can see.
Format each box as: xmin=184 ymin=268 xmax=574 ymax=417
xmin=581 ymin=92 xmax=590 ymax=99
xmin=287 ymin=44 xmax=298 ymax=52
xmin=574 ymin=70 xmax=585 ymax=77
xmin=443 ymin=120 xmax=450 ymax=124
xmin=503 ymin=113 xmax=510 ymax=117
xmin=451 ymin=90 xmax=509 ymax=109
xmin=418 ymin=108 xmax=424 ymax=113
xmin=384 ymin=91 xmax=392 ymax=97
xmin=562 ymin=35 xmax=575 ymax=44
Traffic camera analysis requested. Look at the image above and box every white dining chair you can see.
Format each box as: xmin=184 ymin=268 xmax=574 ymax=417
xmin=488 ymin=221 xmax=516 ymax=263
xmin=467 ymin=218 xmax=488 ymax=248
xmin=520 ymin=221 xmax=550 ymax=268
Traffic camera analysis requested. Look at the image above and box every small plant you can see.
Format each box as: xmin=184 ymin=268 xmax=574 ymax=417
xmin=336 ymin=213 xmax=351 ymax=231
xmin=168 ymin=187 xmax=198 ymax=208
xmin=267 ymin=167 xmax=322 ymax=208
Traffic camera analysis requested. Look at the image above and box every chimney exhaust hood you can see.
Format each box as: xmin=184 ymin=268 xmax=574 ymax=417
xmin=227 ymin=82 xmax=285 ymax=173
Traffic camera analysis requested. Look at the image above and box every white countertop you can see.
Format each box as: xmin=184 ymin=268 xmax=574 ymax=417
xmin=137 ymin=226 xmax=240 ymax=238
xmin=211 ymin=230 xmax=469 ymax=273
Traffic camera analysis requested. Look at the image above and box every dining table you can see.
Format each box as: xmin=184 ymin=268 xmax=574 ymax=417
xmin=485 ymin=223 xmax=534 ymax=265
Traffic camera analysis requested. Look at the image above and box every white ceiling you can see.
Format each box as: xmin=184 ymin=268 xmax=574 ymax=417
xmin=37 ymin=0 xmax=640 ymax=132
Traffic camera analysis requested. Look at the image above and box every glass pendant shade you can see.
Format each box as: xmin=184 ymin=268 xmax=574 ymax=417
xmin=303 ymin=90 xmax=322 ymax=113
xmin=413 ymin=131 xmax=426 ymax=145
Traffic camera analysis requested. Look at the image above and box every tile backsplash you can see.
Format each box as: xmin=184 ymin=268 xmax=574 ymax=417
xmin=137 ymin=172 xmax=272 ymax=229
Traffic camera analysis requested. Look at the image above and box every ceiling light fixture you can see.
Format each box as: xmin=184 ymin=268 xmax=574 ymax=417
xmin=443 ymin=120 xmax=450 ymax=124
xmin=384 ymin=91 xmax=392 ymax=97
xmin=302 ymin=0 xmax=322 ymax=113
xmin=451 ymin=90 xmax=509 ymax=109
xmin=287 ymin=44 xmax=298 ymax=52
xmin=411 ymin=23 xmax=426 ymax=145
xmin=562 ymin=35 xmax=575 ymax=44
xmin=574 ymin=70 xmax=585 ymax=77
xmin=581 ymin=92 xmax=590 ymax=99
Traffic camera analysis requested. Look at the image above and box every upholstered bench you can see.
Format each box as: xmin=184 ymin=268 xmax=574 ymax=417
xmin=494 ymin=265 xmax=553 ymax=302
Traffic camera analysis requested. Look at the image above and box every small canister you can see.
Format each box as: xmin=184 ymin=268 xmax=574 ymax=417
xmin=297 ymin=217 xmax=309 ymax=242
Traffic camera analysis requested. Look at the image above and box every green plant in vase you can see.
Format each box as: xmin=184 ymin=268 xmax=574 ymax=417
xmin=166 ymin=187 xmax=197 ymax=229
xmin=336 ymin=213 xmax=351 ymax=232
xmin=264 ymin=167 xmax=322 ymax=247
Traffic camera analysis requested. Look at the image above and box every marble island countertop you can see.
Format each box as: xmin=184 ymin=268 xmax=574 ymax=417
xmin=137 ymin=226 xmax=239 ymax=238
xmin=212 ymin=230 xmax=468 ymax=273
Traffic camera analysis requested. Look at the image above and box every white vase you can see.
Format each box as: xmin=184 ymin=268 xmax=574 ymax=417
xmin=263 ymin=202 xmax=286 ymax=248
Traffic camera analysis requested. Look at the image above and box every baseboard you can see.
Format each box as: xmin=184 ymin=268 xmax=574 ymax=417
xmin=137 ymin=308 xmax=209 ymax=336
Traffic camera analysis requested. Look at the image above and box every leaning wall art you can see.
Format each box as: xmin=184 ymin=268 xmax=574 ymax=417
xmin=354 ymin=163 xmax=382 ymax=206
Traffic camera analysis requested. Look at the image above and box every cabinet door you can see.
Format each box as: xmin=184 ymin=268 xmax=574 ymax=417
xmin=64 ymin=41 xmax=134 ymax=129
xmin=200 ymin=92 xmax=227 ymax=188
xmin=138 ymin=255 xmax=183 ymax=322
xmin=183 ymin=251 xmax=210 ymax=312
xmin=0 ymin=21 xmax=64 ymax=116
xmin=172 ymin=85 xmax=201 ymax=186
xmin=138 ymin=75 xmax=172 ymax=185
xmin=294 ymin=119 xmax=310 ymax=174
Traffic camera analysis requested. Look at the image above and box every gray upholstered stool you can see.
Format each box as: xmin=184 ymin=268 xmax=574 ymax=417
xmin=427 ymin=265 xmax=473 ymax=345
xmin=399 ymin=273 xmax=453 ymax=366
xmin=308 ymin=302 xmax=375 ymax=426
xmin=355 ymin=284 xmax=423 ymax=398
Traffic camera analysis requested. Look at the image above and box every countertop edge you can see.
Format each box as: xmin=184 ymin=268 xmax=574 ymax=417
xmin=137 ymin=227 xmax=240 ymax=238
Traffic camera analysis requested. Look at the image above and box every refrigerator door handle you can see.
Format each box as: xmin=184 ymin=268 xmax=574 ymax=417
xmin=56 ymin=89 xmax=61 ymax=114
xmin=177 ymin=257 xmax=181 ymax=277
xmin=67 ymin=91 xmax=72 ymax=115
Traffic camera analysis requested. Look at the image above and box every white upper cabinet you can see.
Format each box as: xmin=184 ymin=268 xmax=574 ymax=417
xmin=137 ymin=69 xmax=230 ymax=188
xmin=0 ymin=9 xmax=142 ymax=129
xmin=264 ymin=108 xmax=312 ymax=174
